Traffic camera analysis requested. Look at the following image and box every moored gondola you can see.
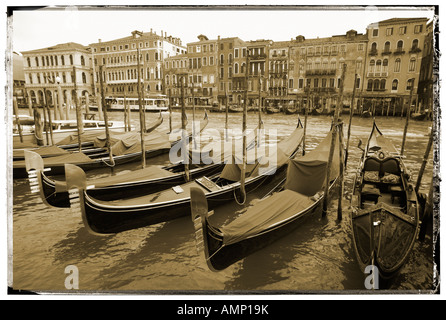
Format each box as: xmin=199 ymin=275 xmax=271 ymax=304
xmin=15 ymin=112 xmax=209 ymax=179
xmin=351 ymin=121 xmax=419 ymax=281
xmin=65 ymin=120 xmax=304 ymax=234
xmin=26 ymin=120 xmax=261 ymax=208
xmin=191 ymin=124 xmax=342 ymax=271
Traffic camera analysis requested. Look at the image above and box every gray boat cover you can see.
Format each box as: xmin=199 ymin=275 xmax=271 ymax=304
xmin=13 ymin=151 xmax=94 ymax=170
xmin=221 ymin=189 xmax=314 ymax=245
xmin=93 ymin=131 xmax=171 ymax=156
xmin=54 ymin=165 xmax=175 ymax=192
xmin=284 ymin=129 xmax=340 ymax=197
xmin=219 ymin=126 xmax=304 ymax=181
xmin=221 ymin=129 xmax=339 ymax=245
xmin=13 ymin=145 xmax=69 ymax=158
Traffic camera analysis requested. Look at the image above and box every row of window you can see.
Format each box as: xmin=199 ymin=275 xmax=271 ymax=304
xmin=369 ymin=57 xmax=417 ymax=72
xmin=370 ymin=39 xmax=420 ymax=52
xmin=367 ymin=79 xmax=414 ymax=91
xmin=26 ymin=71 xmax=88 ymax=85
xmin=102 ymin=67 xmax=162 ymax=82
xmin=26 ymin=55 xmax=85 ymax=68
xmin=95 ymin=52 xmax=163 ymax=65
xmin=371 ymin=24 xmax=423 ymax=37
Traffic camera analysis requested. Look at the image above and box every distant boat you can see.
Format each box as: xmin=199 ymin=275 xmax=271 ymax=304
xmin=361 ymin=111 xmax=372 ymax=118
xmin=228 ymin=105 xmax=244 ymax=113
xmin=284 ymin=106 xmax=298 ymax=115
xmin=311 ymin=108 xmax=323 ymax=116
xmin=266 ymin=106 xmax=280 ymax=114
xmin=411 ymin=113 xmax=427 ymax=121
xmin=351 ymin=121 xmax=419 ymax=280
xmin=191 ymin=124 xmax=342 ymax=271
xmin=13 ymin=119 xmax=129 ymax=146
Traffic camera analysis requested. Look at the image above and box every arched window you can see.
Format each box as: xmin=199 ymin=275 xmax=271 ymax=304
xmin=412 ymin=39 xmax=419 ymax=50
xmin=27 ymin=57 xmax=31 ymax=67
xmin=397 ymin=40 xmax=404 ymax=51
xmin=383 ymin=59 xmax=389 ymax=71
xmin=61 ymin=55 xmax=65 ymax=65
xmin=392 ymin=79 xmax=398 ymax=91
xmin=80 ymin=56 xmax=85 ymax=66
xmin=384 ymin=41 xmax=391 ymax=52
xmin=373 ymin=79 xmax=380 ymax=91
xmin=406 ymin=78 xmax=414 ymax=90
xmin=234 ymin=63 xmax=239 ymax=74
xmin=35 ymin=57 xmax=39 ymax=66
xmin=367 ymin=79 xmax=373 ymax=91
xmin=82 ymin=72 xmax=87 ymax=84
xmin=376 ymin=60 xmax=382 ymax=72
xmin=394 ymin=58 xmax=401 ymax=72
xmin=368 ymin=59 xmax=375 ymax=72
xmin=409 ymin=57 xmax=416 ymax=72
xmin=371 ymin=42 xmax=377 ymax=51
xmin=380 ymin=79 xmax=386 ymax=90
xmin=69 ymin=55 xmax=73 ymax=65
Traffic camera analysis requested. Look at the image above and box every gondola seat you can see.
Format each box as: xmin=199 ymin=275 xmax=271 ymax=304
xmin=390 ymin=185 xmax=404 ymax=204
xmin=361 ymin=183 xmax=381 ymax=206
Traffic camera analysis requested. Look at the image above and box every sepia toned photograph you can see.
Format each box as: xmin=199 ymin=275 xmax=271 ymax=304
xmin=4 ymin=2 xmax=440 ymax=298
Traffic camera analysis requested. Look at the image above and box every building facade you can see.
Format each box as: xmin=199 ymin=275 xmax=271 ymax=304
xmin=89 ymin=29 xmax=186 ymax=103
xmin=417 ymin=20 xmax=435 ymax=118
xmin=363 ymin=17 xmax=429 ymax=115
xmin=21 ymin=42 xmax=93 ymax=119
xmin=17 ymin=18 xmax=432 ymax=116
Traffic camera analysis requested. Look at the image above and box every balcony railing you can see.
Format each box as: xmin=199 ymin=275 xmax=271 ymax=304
xmin=381 ymin=50 xmax=392 ymax=55
xmin=409 ymin=47 xmax=422 ymax=54
xmin=369 ymin=49 xmax=378 ymax=56
xmin=305 ymin=69 xmax=336 ymax=76
xmin=393 ymin=48 xmax=405 ymax=55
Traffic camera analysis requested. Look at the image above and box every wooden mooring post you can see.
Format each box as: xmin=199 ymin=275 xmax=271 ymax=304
xmin=136 ymin=49 xmax=146 ymax=169
xmin=99 ymin=64 xmax=115 ymax=170
xmin=401 ymin=79 xmax=414 ymax=156
xmin=345 ymin=73 xmax=357 ymax=168
xmin=323 ymin=64 xmax=346 ymax=218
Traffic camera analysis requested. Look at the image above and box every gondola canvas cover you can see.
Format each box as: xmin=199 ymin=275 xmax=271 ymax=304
xmin=94 ymin=131 xmax=171 ymax=156
xmin=284 ymin=130 xmax=340 ymax=197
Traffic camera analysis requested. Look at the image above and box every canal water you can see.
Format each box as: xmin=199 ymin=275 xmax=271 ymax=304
xmin=10 ymin=109 xmax=436 ymax=293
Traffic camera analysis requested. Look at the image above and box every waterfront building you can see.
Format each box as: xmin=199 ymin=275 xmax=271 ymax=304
xmin=21 ymin=42 xmax=93 ymax=119
xmin=89 ymin=29 xmax=186 ymax=104
xmin=363 ymin=17 xmax=429 ymax=116
xmin=288 ymin=30 xmax=368 ymax=114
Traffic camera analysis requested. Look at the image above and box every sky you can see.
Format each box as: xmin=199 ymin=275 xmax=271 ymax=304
xmin=9 ymin=3 xmax=436 ymax=54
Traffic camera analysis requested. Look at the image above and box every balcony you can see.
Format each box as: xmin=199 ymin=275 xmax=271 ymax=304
xmin=367 ymin=72 xmax=388 ymax=78
xmin=393 ymin=48 xmax=405 ymax=55
xmin=369 ymin=49 xmax=378 ymax=56
xmin=250 ymin=53 xmax=267 ymax=60
xmin=381 ymin=50 xmax=392 ymax=55
xmin=305 ymin=69 xmax=336 ymax=76
xmin=409 ymin=47 xmax=422 ymax=54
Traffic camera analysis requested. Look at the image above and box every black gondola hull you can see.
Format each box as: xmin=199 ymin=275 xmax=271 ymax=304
xmin=83 ymin=164 xmax=289 ymax=234
xmin=40 ymin=162 xmax=225 ymax=208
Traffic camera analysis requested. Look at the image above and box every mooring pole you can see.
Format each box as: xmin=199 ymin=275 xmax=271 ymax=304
xmin=337 ymin=121 xmax=344 ymax=221
xmin=415 ymin=126 xmax=434 ymax=194
xmin=345 ymin=73 xmax=357 ymax=167
xmin=72 ymin=67 xmax=83 ymax=151
xmin=13 ymin=96 xmax=23 ymax=143
xmin=401 ymin=79 xmax=414 ymax=156
xmin=136 ymin=49 xmax=146 ymax=168
xmin=99 ymin=64 xmax=115 ymax=170
xmin=225 ymin=84 xmax=229 ymax=141
xmin=181 ymin=75 xmax=190 ymax=181
xmin=323 ymin=63 xmax=346 ymax=217
xmin=302 ymin=85 xmax=310 ymax=156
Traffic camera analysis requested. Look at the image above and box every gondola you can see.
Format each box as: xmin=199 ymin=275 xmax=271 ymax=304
xmin=284 ymin=106 xmax=298 ymax=115
xmin=191 ymin=124 xmax=342 ymax=271
xmin=26 ymin=120 xmax=261 ymax=208
xmin=410 ymin=112 xmax=427 ymax=121
xmin=65 ymin=119 xmax=304 ymax=234
xmin=15 ymin=112 xmax=209 ymax=179
xmin=228 ymin=105 xmax=243 ymax=113
xmin=350 ymin=121 xmax=419 ymax=280
xmin=265 ymin=106 xmax=280 ymax=114
xmin=361 ymin=110 xmax=372 ymax=118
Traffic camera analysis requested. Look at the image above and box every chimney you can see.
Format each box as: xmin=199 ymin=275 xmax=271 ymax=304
xmin=98 ymin=39 xmax=102 ymax=43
